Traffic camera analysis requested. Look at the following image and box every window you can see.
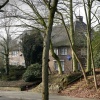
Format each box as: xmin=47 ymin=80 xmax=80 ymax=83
xmin=61 ymin=61 xmax=64 ymax=71
xmin=59 ymin=47 xmax=67 ymax=55
xmin=81 ymin=48 xmax=86 ymax=56
xmin=54 ymin=60 xmax=64 ymax=71
xmin=54 ymin=48 xmax=58 ymax=55
xmin=54 ymin=61 xmax=58 ymax=71
xmin=12 ymin=51 xmax=19 ymax=56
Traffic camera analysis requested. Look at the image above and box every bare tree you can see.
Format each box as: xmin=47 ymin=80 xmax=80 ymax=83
xmin=82 ymin=0 xmax=99 ymax=90
xmin=0 ymin=8 xmax=17 ymax=75
xmin=10 ymin=0 xmax=59 ymax=100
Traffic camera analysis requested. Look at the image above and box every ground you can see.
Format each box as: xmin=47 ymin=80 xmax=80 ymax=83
xmin=0 ymin=69 xmax=100 ymax=99
xmin=30 ymin=70 xmax=100 ymax=99
xmin=60 ymin=74 xmax=100 ymax=99
xmin=59 ymin=69 xmax=100 ymax=99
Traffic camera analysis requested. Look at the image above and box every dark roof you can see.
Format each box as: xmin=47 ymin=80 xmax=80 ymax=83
xmin=74 ymin=21 xmax=87 ymax=46
xmin=51 ymin=19 xmax=87 ymax=47
xmin=9 ymin=39 xmax=20 ymax=51
xmin=51 ymin=25 xmax=70 ymax=47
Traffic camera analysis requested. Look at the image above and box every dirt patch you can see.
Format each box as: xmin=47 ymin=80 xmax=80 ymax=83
xmin=60 ymin=74 xmax=100 ymax=99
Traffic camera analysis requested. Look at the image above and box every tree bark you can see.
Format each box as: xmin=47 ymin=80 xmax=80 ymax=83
xmin=83 ymin=0 xmax=98 ymax=90
xmin=50 ymin=40 xmax=63 ymax=74
xmin=86 ymin=0 xmax=91 ymax=72
xmin=70 ymin=0 xmax=78 ymax=72
xmin=42 ymin=1 xmax=59 ymax=100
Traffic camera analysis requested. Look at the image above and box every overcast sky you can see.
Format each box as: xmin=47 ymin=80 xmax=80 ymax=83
xmin=0 ymin=0 xmax=99 ymax=39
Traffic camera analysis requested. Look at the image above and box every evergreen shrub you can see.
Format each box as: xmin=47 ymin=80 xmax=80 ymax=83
xmin=22 ymin=63 xmax=42 ymax=82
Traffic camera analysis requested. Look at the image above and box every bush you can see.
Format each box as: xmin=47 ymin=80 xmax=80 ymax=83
xmin=22 ymin=63 xmax=42 ymax=82
xmin=0 ymin=65 xmax=26 ymax=81
xmin=0 ymin=67 xmax=5 ymax=74
xmin=94 ymin=52 xmax=100 ymax=68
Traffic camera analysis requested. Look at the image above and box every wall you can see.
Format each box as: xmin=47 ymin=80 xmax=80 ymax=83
xmin=49 ymin=47 xmax=73 ymax=74
xmin=9 ymin=51 xmax=25 ymax=67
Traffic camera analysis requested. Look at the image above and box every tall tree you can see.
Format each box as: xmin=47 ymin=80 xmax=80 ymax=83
xmin=8 ymin=0 xmax=63 ymax=75
xmin=82 ymin=0 xmax=98 ymax=90
xmin=0 ymin=6 xmax=17 ymax=75
xmin=42 ymin=1 xmax=59 ymax=100
xmin=0 ymin=14 xmax=12 ymax=75
xmin=12 ymin=0 xmax=59 ymax=99
xmin=70 ymin=0 xmax=78 ymax=72
xmin=57 ymin=0 xmax=88 ymax=84
xmin=21 ymin=29 xmax=43 ymax=67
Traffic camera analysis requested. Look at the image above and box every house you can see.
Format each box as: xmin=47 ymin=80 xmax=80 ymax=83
xmin=9 ymin=39 xmax=25 ymax=67
xmin=49 ymin=16 xmax=87 ymax=74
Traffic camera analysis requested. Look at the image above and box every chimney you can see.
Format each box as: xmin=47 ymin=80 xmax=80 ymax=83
xmin=76 ymin=16 xmax=83 ymax=22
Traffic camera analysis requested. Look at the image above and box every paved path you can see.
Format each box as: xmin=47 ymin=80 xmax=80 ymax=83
xmin=0 ymin=91 xmax=99 ymax=100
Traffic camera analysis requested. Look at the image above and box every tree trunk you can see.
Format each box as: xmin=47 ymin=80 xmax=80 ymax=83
xmin=50 ymin=40 xmax=63 ymax=74
xmin=86 ymin=0 xmax=91 ymax=72
xmin=57 ymin=11 xmax=88 ymax=85
xmin=83 ymin=0 xmax=98 ymax=89
xmin=5 ymin=54 xmax=9 ymax=75
xmin=70 ymin=0 xmax=78 ymax=72
xmin=42 ymin=1 xmax=58 ymax=100
xmin=90 ymin=43 xmax=98 ymax=90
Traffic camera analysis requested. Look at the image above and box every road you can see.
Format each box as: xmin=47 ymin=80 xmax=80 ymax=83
xmin=0 ymin=91 xmax=99 ymax=100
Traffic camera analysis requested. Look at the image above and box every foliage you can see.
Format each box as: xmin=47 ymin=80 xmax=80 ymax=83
xmin=1 ymin=65 xmax=26 ymax=81
xmin=92 ymin=31 xmax=100 ymax=54
xmin=21 ymin=29 xmax=43 ymax=67
xmin=22 ymin=63 xmax=42 ymax=82
xmin=92 ymin=31 xmax=100 ymax=68
xmin=94 ymin=52 xmax=100 ymax=68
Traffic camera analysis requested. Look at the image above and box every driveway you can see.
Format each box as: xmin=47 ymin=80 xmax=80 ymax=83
xmin=0 ymin=91 xmax=99 ymax=100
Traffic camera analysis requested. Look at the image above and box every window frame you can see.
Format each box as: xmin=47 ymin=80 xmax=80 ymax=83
xmin=59 ymin=47 xmax=67 ymax=55
xmin=11 ymin=51 xmax=19 ymax=56
xmin=53 ymin=60 xmax=64 ymax=71
xmin=54 ymin=48 xmax=58 ymax=55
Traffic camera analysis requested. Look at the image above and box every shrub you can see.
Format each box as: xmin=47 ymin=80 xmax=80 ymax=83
xmin=22 ymin=63 xmax=42 ymax=82
xmin=94 ymin=52 xmax=100 ymax=68
xmin=0 ymin=67 xmax=5 ymax=74
xmin=1 ymin=65 xmax=26 ymax=81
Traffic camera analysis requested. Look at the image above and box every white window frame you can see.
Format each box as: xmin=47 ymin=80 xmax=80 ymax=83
xmin=59 ymin=47 xmax=67 ymax=55
xmin=53 ymin=60 xmax=64 ymax=71
xmin=12 ymin=51 xmax=19 ymax=56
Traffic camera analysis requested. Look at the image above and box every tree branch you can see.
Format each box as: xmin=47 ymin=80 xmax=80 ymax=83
xmin=0 ymin=0 xmax=9 ymax=9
